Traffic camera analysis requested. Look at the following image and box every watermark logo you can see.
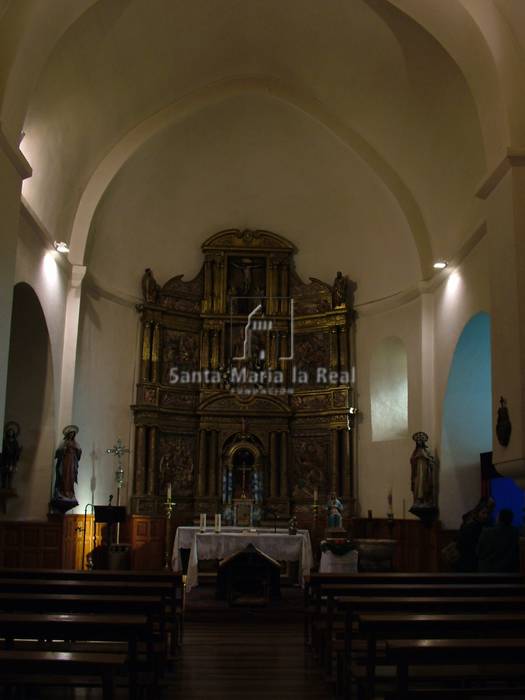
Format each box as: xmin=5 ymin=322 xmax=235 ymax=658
xmin=169 ymin=295 xmax=352 ymax=394
xmin=231 ymin=296 xmax=294 ymax=362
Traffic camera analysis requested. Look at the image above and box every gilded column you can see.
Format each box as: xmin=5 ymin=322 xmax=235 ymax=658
xmin=147 ymin=426 xmax=157 ymax=495
xmin=342 ymin=428 xmax=352 ymax=497
xmin=269 ymin=332 xmax=277 ymax=370
xmin=211 ymin=330 xmax=219 ymax=370
xmin=203 ymin=259 xmax=212 ymax=312
xmin=331 ymin=429 xmax=339 ymax=494
xmin=270 ymin=432 xmax=278 ymax=497
xmin=198 ymin=430 xmax=207 ymax=497
xmin=280 ymin=262 xmax=289 ymax=314
xmin=279 ymin=432 xmax=288 ymax=498
xmin=338 ymin=325 xmax=349 ymax=372
xmin=141 ymin=321 xmax=152 ymax=382
xmin=330 ymin=328 xmax=339 ymax=373
xmin=151 ymin=323 xmax=160 ymax=383
xmin=201 ymin=329 xmax=210 ymax=370
xmin=134 ymin=425 xmax=147 ymax=495
xmin=267 ymin=255 xmax=275 ymax=315
xmin=209 ymin=430 xmax=218 ymax=496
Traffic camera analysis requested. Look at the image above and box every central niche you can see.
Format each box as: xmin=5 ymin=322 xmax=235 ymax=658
xmin=131 ymin=228 xmax=356 ymax=526
xmin=222 ymin=433 xmax=265 ymax=526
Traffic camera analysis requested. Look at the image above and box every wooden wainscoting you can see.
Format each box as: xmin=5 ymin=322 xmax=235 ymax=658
xmin=0 ymin=519 xmax=62 ymax=568
xmin=62 ymin=514 xmax=103 ymax=570
xmin=350 ymin=518 xmax=442 ymax=572
xmin=129 ymin=515 xmax=166 ymax=570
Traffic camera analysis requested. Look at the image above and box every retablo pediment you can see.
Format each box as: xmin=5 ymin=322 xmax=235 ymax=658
xmin=202 ymin=228 xmax=296 ymax=253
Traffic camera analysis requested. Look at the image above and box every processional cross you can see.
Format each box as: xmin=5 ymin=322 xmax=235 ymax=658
xmin=106 ymin=438 xmax=130 ymax=506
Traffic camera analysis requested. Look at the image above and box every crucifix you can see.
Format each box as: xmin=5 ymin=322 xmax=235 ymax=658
xmin=239 ymin=459 xmax=252 ymax=499
xmin=105 ymin=438 xmax=130 ymax=544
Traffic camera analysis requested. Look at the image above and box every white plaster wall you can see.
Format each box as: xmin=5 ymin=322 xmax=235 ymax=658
xmin=14 ymin=212 xmax=69 ymax=426
xmin=433 ymin=235 xmax=491 ymax=528
xmin=71 ymin=289 xmax=140 ymax=513
xmin=0 ymin=146 xmax=22 ymax=433
xmin=355 ymin=297 xmax=423 ymax=521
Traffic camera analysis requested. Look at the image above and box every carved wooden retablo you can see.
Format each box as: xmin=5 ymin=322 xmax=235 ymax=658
xmin=131 ymin=229 xmax=356 ymax=525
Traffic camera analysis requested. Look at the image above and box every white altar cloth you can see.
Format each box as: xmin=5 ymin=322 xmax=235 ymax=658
xmin=172 ymin=526 xmax=314 ymax=593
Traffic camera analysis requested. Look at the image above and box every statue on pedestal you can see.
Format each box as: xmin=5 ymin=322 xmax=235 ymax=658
xmin=327 ymin=492 xmax=344 ymax=529
xmin=409 ymin=431 xmax=438 ymax=524
xmin=50 ymin=425 xmax=81 ymax=513
xmin=1 ymin=422 xmax=22 ymax=490
xmin=141 ymin=268 xmax=160 ymax=304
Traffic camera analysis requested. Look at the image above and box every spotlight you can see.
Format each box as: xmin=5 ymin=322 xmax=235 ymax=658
xmin=54 ymin=241 xmax=70 ymax=254
xmin=433 ymin=261 xmax=447 ymax=270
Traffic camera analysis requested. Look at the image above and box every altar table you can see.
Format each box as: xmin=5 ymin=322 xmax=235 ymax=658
xmin=172 ymin=526 xmax=314 ymax=593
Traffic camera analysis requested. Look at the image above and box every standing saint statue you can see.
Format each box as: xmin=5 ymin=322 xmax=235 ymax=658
xmin=141 ymin=268 xmax=160 ymax=304
xmin=332 ymin=271 xmax=347 ymax=308
xmin=409 ymin=431 xmax=438 ymax=524
xmin=1 ymin=422 xmax=22 ymax=490
xmin=326 ymin=492 xmax=344 ymax=529
xmin=50 ymin=425 xmax=82 ymax=513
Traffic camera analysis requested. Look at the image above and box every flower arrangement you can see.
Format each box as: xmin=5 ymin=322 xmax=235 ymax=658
xmin=320 ymin=538 xmax=356 ymax=556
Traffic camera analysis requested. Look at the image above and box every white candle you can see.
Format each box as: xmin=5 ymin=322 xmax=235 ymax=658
xmin=200 ymin=513 xmax=206 ymax=531
xmin=166 ymin=483 xmax=172 ymax=501
xmin=313 ymin=487 xmax=318 ymax=503
xmin=214 ymin=514 xmax=221 ymax=532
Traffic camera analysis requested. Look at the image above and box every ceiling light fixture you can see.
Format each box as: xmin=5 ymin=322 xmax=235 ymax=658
xmin=433 ymin=260 xmax=447 ymax=270
xmin=54 ymin=241 xmax=70 ymax=254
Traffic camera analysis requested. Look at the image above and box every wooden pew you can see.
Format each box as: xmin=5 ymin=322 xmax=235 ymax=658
xmin=0 ymin=612 xmax=152 ymax=700
xmin=333 ymin=596 xmax=525 ymax=697
xmin=385 ymin=638 xmax=525 ymax=700
xmin=0 ymin=576 xmax=181 ymax=648
xmin=0 ymin=568 xmax=185 ymax=644
xmin=0 ymin=650 xmax=126 ymax=700
xmin=318 ymin=584 xmax=525 ymax=674
xmin=358 ymin=612 xmax=525 ymax=700
xmin=304 ymin=572 xmax=523 ymax=645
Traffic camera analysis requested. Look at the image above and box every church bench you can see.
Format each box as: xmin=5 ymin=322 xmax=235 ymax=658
xmin=0 ymin=577 xmax=179 ymax=646
xmin=0 ymin=568 xmax=185 ymax=646
xmin=313 ymin=584 xmax=525 ymax=674
xmin=0 ymin=612 xmax=153 ymax=700
xmin=304 ymin=573 xmax=523 ymax=645
xmin=385 ymin=638 xmax=525 ymax=700
xmin=0 ymin=591 xmax=167 ymax=647
xmin=355 ymin=612 xmax=525 ymax=700
xmin=328 ymin=596 xmax=525 ymax=695
xmin=0 ymin=649 xmax=126 ymax=700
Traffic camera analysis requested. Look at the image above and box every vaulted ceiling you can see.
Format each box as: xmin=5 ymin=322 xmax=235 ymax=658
xmin=1 ymin=0 xmax=523 ymax=303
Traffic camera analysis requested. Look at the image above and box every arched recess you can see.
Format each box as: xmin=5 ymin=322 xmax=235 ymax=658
xmin=370 ymin=336 xmax=409 ymax=442
xmin=440 ymin=311 xmax=492 ymax=528
xmin=3 ymin=283 xmax=55 ymax=519
xmin=67 ymin=76 xmax=431 ymax=278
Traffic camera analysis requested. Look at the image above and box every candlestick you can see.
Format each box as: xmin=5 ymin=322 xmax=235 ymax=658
xmin=313 ymin=487 xmax=318 ymax=504
xmin=163 ymin=486 xmax=175 ymax=569
xmin=214 ymin=513 xmax=221 ymax=533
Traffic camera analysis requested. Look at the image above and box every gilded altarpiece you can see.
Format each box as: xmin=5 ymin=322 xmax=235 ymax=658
xmin=131 ymin=229 xmax=356 ymax=525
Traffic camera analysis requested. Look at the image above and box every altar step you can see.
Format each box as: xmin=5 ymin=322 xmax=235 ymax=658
xmin=183 ymin=581 xmax=305 ymax=623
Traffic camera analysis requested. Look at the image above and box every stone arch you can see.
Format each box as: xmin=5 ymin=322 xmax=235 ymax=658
xmin=67 ymin=76 xmax=432 ymax=278
xmin=3 ymin=282 xmax=55 ymax=519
